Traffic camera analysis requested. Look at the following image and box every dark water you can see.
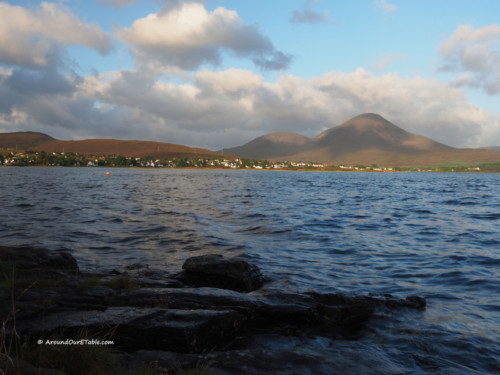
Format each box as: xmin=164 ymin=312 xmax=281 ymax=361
xmin=1 ymin=167 xmax=499 ymax=373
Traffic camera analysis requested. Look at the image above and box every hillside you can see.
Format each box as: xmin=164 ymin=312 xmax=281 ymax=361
xmin=0 ymin=132 xmax=55 ymax=150
xmin=224 ymin=113 xmax=500 ymax=166
xmin=221 ymin=132 xmax=311 ymax=159
xmin=0 ymin=132 xmax=227 ymax=159
xmin=32 ymin=139 xmax=224 ymax=159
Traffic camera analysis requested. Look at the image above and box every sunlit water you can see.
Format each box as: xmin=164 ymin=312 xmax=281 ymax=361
xmin=1 ymin=167 xmax=499 ymax=373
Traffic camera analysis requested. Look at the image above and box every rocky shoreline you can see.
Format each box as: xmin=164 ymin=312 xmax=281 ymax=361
xmin=0 ymin=246 xmax=426 ymax=374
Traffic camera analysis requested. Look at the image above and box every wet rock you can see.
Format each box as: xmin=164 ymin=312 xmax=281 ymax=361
xmin=176 ymin=254 xmax=264 ymax=292
xmin=111 ymin=263 xmax=167 ymax=279
xmin=1 ymin=245 xmax=429 ymax=374
xmin=316 ymin=304 xmax=374 ymax=335
xmin=404 ymin=295 xmax=427 ymax=309
xmin=19 ymin=307 xmax=241 ymax=353
xmin=0 ymin=245 xmax=79 ymax=278
xmin=308 ymin=292 xmax=427 ymax=311
xmin=110 ymin=287 xmax=259 ymax=314
xmin=114 ymin=350 xmax=202 ymax=375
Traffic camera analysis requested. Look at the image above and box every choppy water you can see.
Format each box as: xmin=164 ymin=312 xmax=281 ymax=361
xmin=1 ymin=167 xmax=499 ymax=373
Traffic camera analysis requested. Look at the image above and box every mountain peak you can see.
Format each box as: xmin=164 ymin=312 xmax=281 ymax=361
xmin=224 ymin=113 xmax=455 ymax=164
xmin=352 ymin=113 xmax=386 ymax=121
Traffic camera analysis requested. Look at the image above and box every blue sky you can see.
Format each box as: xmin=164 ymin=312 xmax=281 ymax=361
xmin=1 ymin=0 xmax=499 ymax=149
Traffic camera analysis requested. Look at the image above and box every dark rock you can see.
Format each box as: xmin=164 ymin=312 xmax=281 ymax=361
xmin=1 ymin=245 xmax=429 ymax=372
xmin=0 ymin=357 xmax=66 ymax=375
xmin=113 ymin=350 xmax=202 ymax=375
xmin=316 ymin=304 xmax=374 ymax=335
xmin=19 ymin=307 xmax=241 ymax=353
xmin=0 ymin=245 xmax=79 ymax=279
xmin=405 ymin=295 xmax=427 ymax=309
xmin=308 ymin=292 xmax=427 ymax=311
xmin=176 ymin=254 xmax=264 ymax=292
xmin=110 ymin=287 xmax=259 ymax=314
xmin=248 ymin=291 xmax=317 ymax=328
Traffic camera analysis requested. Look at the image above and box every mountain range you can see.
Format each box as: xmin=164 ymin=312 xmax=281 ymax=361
xmin=2 ymin=113 xmax=500 ymax=166
xmin=222 ymin=113 xmax=500 ymax=166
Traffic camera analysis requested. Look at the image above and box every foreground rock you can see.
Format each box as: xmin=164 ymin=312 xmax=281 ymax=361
xmin=22 ymin=307 xmax=241 ymax=353
xmin=175 ymin=254 xmax=265 ymax=292
xmin=0 ymin=245 xmax=79 ymax=278
xmin=1 ymin=247 xmax=427 ymax=374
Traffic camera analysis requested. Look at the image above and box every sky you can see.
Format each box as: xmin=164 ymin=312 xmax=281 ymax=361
xmin=1 ymin=0 xmax=500 ymax=150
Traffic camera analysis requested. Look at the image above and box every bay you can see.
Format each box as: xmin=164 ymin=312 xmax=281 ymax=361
xmin=1 ymin=167 xmax=499 ymax=373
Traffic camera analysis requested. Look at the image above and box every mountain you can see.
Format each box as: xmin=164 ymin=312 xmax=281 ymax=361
xmin=313 ymin=113 xmax=450 ymax=152
xmin=0 ymin=132 xmax=55 ymax=150
xmin=0 ymin=132 xmax=226 ymax=159
xmin=223 ymin=113 xmax=500 ymax=166
xmin=221 ymin=132 xmax=311 ymax=159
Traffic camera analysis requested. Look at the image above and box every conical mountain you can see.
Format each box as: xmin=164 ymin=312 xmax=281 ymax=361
xmin=313 ymin=113 xmax=451 ymax=154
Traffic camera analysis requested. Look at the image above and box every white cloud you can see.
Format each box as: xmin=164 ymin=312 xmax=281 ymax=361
xmin=374 ymin=0 xmax=397 ymax=14
xmin=117 ymin=2 xmax=291 ymax=71
xmin=0 ymin=2 xmax=112 ymax=67
xmin=439 ymin=24 xmax=500 ymax=95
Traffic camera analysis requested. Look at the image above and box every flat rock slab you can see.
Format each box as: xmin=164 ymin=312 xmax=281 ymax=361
xmin=19 ymin=307 xmax=241 ymax=353
xmin=177 ymin=254 xmax=264 ymax=292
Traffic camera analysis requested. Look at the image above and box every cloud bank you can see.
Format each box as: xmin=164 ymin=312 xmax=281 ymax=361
xmin=2 ymin=64 xmax=498 ymax=149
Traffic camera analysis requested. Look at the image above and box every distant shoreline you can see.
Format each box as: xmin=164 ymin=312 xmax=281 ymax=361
xmin=1 ymin=165 xmax=498 ymax=173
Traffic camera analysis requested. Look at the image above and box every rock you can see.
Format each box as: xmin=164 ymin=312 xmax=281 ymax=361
xmin=0 ymin=357 xmax=67 ymax=375
xmin=404 ymin=295 xmax=427 ymax=309
xmin=0 ymin=245 xmax=79 ymax=279
xmin=113 ymin=350 xmax=202 ymax=375
xmin=308 ymin=292 xmax=427 ymax=311
xmin=110 ymin=287 xmax=259 ymax=314
xmin=19 ymin=307 xmax=242 ymax=353
xmin=176 ymin=254 xmax=264 ymax=292
xmin=1 ymin=245 xmax=430 ymax=374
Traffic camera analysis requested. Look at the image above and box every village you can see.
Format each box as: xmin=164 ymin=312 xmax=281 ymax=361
xmin=0 ymin=150 xmax=327 ymax=170
xmin=0 ymin=150 xmax=489 ymax=172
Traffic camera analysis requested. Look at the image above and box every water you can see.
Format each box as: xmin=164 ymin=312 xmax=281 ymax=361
xmin=1 ymin=167 xmax=499 ymax=373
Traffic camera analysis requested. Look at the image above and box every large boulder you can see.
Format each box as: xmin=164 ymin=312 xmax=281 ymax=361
xmin=176 ymin=254 xmax=264 ymax=292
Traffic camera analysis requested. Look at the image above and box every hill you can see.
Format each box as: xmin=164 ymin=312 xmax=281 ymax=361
xmin=0 ymin=132 xmax=227 ymax=159
xmin=221 ymin=132 xmax=311 ymax=159
xmin=32 ymin=139 xmax=224 ymax=159
xmin=223 ymin=113 xmax=500 ymax=166
xmin=0 ymin=132 xmax=55 ymax=150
